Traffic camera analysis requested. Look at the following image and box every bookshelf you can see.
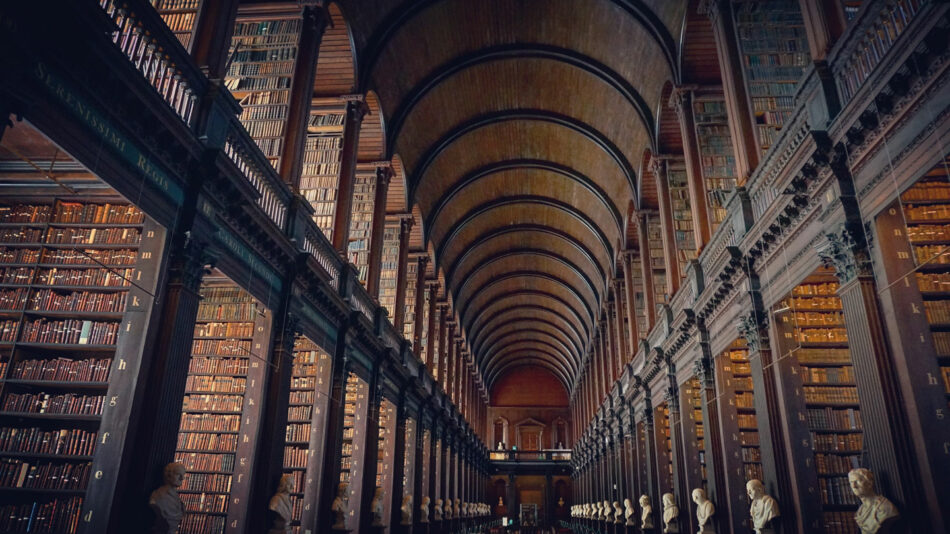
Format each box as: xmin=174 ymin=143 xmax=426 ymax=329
xmin=732 ymin=0 xmax=810 ymax=155
xmin=347 ymin=172 xmax=376 ymax=286
xmin=654 ymin=402 xmax=674 ymax=496
xmin=647 ymin=214 xmax=668 ymax=312
xmin=174 ymin=281 xmax=271 ymax=534
xmin=682 ymin=377 xmax=707 ymax=492
xmin=402 ymin=417 xmax=416 ymax=496
xmin=375 ymin=398 xmax=396 ymax=527
xmin=378 ymin=222 xmax=400 ymax=318
xmin=693 ymin=94 xmax=738 ymax=229
xmin=776 ymin=276 xmax=861 ymax=533
xmin=0 ymin=198 xmax=162 ymax=534
xmin=340 ymin=372 xmax=369 ymax=531
xmin=420 ymin=429 xmax=430 ymax=506
xmin=150 ymin=0 xmax=202 ymax=50
xmin=631 ymin=256 xmax=648 ymax=339
xmin=402 ymin=259 xmax=418 ymax=342
xmin=668 ymin=162 xmax=696 ymax=279
xmin=301 ymin=102 xmax=346 ymax=240
xmin=225 ymin=15 xmax=303 ymax=171
xmin=635 ymin=420 xmax=648 ymax=498
xmin=283 ymin=336 xmax=331 ymax=534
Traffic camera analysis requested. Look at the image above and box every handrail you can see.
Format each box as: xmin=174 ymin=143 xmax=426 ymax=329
xmin=98 ymin=0 xmax=204 ymax=127
xmin=222 ymin=123 xmax=290 ymax=229
xmin=302 ymin=227 xmax=342 ymax=291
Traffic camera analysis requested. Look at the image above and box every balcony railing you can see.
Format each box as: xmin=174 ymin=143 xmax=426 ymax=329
xmin=489 ymin=450 xmax=572 ymax=462
xmin=98 ymin=0 xmax=202 ymax=126
xmin=222 ymin=126 xmax=290 ymax=229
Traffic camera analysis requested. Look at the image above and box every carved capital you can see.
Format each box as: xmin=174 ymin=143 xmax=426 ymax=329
xmin=668 ymin=86 xmax=696 ymax=118
xmin=400 ymin=216 xmax=415 ymax=236
xmin=375 ymin=164 xmax=394 ymax=187
xmin=648 ymin=155 xmax=667 ymax=178
xmin=736 ymin=311 xmax=769 ymax=354
xmin=816 ymin=225 xmax=872 ymax=285
xmin=344 ymin=97 xmax=370 ymax=123
xmin=693 ymin=356 xmax=714 ymax=388
xmin=171 ymin=236 xmax=216 ymax=291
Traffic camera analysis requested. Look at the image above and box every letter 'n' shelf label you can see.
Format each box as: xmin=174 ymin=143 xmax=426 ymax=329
xmin=31 ymin=61 xmax=184 ymax=204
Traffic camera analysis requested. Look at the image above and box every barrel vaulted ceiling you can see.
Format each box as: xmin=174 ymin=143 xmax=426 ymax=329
xmin=338 ymin=0 xmax=690 ymax=395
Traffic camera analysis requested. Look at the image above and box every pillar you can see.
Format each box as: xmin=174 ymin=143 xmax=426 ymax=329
xmin=669 ymin=86 xmax=713 ymax=246
xmin=358 ymin=369 xmax=385 ymax=531
xmin=651 ymin=156 xmax=681 ymax=294
xmin=425 ymin=282 xmax=439 ymax=373
xmin=332 ymin=96 xmax=369 ymax=254
xmin=622 ymin=251 xmax=641 ymax=349
xmin=366 ymin=164 xmax=393 ymax=299
xmin=412 ymin=256 xmax=429 ymax=357
xmin=637 ymin=213 xmax=657 ymax=328
xmin=393 ymin=217 xmax=413 ymax=332
xmin=318 ymin=328 xmax=355 ymax=529
xmin=612 ymin=279 xmax=628 ymax=369
xmin=797 ymin=0 xmax=846 ymax=61
xmin=389 ymin=393 xmax=409 ymax=532
xmin=190 ymin=0 xmax=239 ymax=78
xmin=698 ymin=0 xmax=759 ymax=182
xmin=277 ymin=6 xmax=328 ymax=189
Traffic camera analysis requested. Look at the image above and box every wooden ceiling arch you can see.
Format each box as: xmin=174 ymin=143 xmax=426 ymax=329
xmin=335 ymin=0 xmax=688 ymax=393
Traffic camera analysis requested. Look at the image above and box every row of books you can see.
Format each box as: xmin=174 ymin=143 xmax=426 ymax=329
xmin=24 ymin=288 xmax=128 ymax=314
xmin=902 ymin=204 xmax=950 ymax=222
xmin=45 ymin=227 xmax=140 ymax=245
xmin=285 ymin=423 xmax=310 ymax=442
xmin=151 ymin=0 xmax=200 ymax=10
xmin=30 ymin=267 xmax=134 ymax=287
xmin=907 ymin=224 xmax=950 ymax=242
xmin=1 ymin=203 xmax=143 ymax=225
xmin=2 ymin=392 xmax=103 ymax=415
xmin=0 ymin=496 xmax=83 ymax=534
xmin=819 ymin=475 xmax=861 ymax=506
xmin=0 ymin=458 xmax=90 ymax=490
xmin=188 ymin=356 xmax=249 ymax=375
xmin=179 ymin=413 xmax=241 ymax=433
xmin=177 ymin=432 xmax=238 ymax=451
xmin=185 ymin=375 xmax=246 ymax=394
xmin=914 ymin=244 xmax=950 ymax=265
xmin=191 ymin=339 xmax=251 ymax=356
xmin=180 ymin=492 xmax=228 ymax=513
xmin=283 ymin=446 xmax=307 ymax=468
xmin=242 ymin=118 xmax=287 ymax=139
xmin=794 ymin=327 xmax=848 ymax=344
xmin=916 ymin=272 xmax=950 ymax=292
xmin=20 ymin=319 xmax=120 ymax=345
xmin=804 ymin=386 xmax=859 ymax=404
xmin=10 ymin=357 xmax=111 ymax=382
xmin=0 ymin=427 xmax=97 ymax=456
xmin=815 ymin=453 xmax=861 ymax=475
xmin=175 ymin=452 xmax=235 ymax=472
xmin=287 ymin=405 xmax=312 ymax=421
xmin=803 ymin=366 xmax=854 ymax=385
xmin=182 ymin=394 xmax=244 ymax=413
xmin=180 ymin=473 xmax=232 ymax=493
xmin=194 ymin=321 xmax=254 ymax=338
xmin=796 ymin=348 xmax=851 ymax=364
xmin=823 ymin=511 xmax=859 ymax=534
xmin=196 ymin=303 xmax=256 ymax=322
xmin=179 ymin=513 xmax=225 ymax=534
xmin=812 ymin=432 xmax=862 ymax=452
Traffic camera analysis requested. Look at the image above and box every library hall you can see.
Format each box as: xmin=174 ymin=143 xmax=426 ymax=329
xmin=0 ymin=0 xmax=947 ymax=533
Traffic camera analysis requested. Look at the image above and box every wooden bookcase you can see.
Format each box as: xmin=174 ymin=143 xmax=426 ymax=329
xmin=402 ymin=417 xmax=416 ymax=500
xmin=378 ymin=222 xmax=400 ymax=319
xmin=635 ymin=420 xmax=649 ymax=497
xmin=150 ymin=0 xmax=202 ymax=50
xmin=375 ymin=398 xmax=397 ymax=529
xmin=631 ymin=257 xmax=648 ymax=339
xmin=0 ymin=197 xmax=163 ymax=534
xmin=340 ymin=372 xmax=369 ymax=532
xmin=225 ymin=14 xmax=303 ymax=171
xmin=301 ymin=101 xmax=346 ymax=240
xmin=732 ymin=0 xmax=810 ymax=156
xmin=692 ymin=93 xmax=738 ymax=230
xmin=283 ymin=336 xmax=331 ymax=534
xmin=402 ymin=259 xmax=418 ymax=342
xmin=174 ymin=280 xmax=271 ymax=534
xmin=653 ymin=402 xmax=674 ymax=497
xmin=773 ymin=275 xmax=861 ymax=534
xmin=668 ymin=161 xmax=696 ymax=280
xmin=647 ymin=214 xmax=667 ymax=311
xmin=348 ymin=172 xmax=376 ymax=286
xmin=680 ymin=377 xmax=707 ymax=493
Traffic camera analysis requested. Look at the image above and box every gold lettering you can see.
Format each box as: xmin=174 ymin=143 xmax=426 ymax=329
xmin=117 ymin=359 xmax=127 ymax=370
xmin=109 ymin=396 xmax=118 ymax=407
xmin=95 ymin=471 xmax=103 ymax=480
xmin=84 ymin=511 xmax=93 ymax=522
xmin=101 ymin=432 xmax=110 ymax=444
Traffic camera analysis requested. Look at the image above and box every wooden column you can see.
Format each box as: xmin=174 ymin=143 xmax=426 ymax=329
xmin=190 ymin=0 xmax=239 ymax=77
xmin=359 ymin=369 xmax=385 ymax=530
xmin=413 ymin=256 xmax=429 ymax=357
xmin=622 ymin=251 xmax=641 ymax=348
xmin=797 ymin=0 xmax=846 ymax=61
xmin=393 ymin=218 xmax=414 ymax=332
xmin=676 ymin=375 xmax=702 ymax=534
xmin=277 ymin=6 xmax=328 ymax=189
xmin=446 ymin=323 xmax=456 ymax=397
xmin=640 ymin=397 xmax=660 ymax=528
xmin=665 ymin=384 xmax=688 ymax=521
xmin=317 ymin=329 xmax=355 ymax=531
xmin=651 ymin=156 xmax=681 ymax=294
xmin=425 ymin=281 xmax=439 ymax=372
xmin=603 ymin=315 xmax=617 ymax=384
xmin=412 ymin=409 xmax=428 ymax=527
xmin=818 ymin=226 xmax=928 ymax=528
xmin=669 ymin=86 xmax=713 ymax=247
xmin=366 ymin=164 xmax=393 ymax=299
xmin=612 ymin=279 xmax=628 ymax=370
xmin=637 ymin=214 xmax=657 ymax=328
xmin=332 ymin=96 xmax=369 ymax=254
xmin=389 ymin=393 xmax=409 ymax=531
xmin=437 ymin=304 xmax=448 ymax=385
xmin=698 ymin=0 xmax=759 ymax=182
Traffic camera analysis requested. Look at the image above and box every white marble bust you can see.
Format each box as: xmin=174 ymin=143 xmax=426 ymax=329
xmin=747 ymin=479 xmax=779 ymax=533
xmin=849 ymin=468 xmax=898 ymax=534
xmin=400 ymin=495 xmax=412 ymax=525
xmin=434 ymin=498 xmax=443 ymax=521
xmin=266 ymin=474 xmax=294 ymax=534
xmin=640 ymin=494 xmax=655 ymax=530
xmin=331 ymin=482 xmax=349 ymax=530
xmin=370 ymin=486 xmax=385 ymax=527
xmin=420 ymin=496 xmax=430 ymax=523
xmin=624 ymin=498 xmax=636 ymax=526
xmin=614 ymin=501 xmax=623 ymax=523
xmin=149 ymin=462 xmax=186 ymax=534
xmin=692 ymin=488 xmax=715 ymax=534
xmin=662 ymin=492 xmax=680 ymax=533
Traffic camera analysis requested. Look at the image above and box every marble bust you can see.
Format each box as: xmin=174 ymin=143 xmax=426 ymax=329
xmin=614 ymin=501 xmax=623 ymax=523
xmin=604 ymin=500 xmax=612 ymax=521
xmin=640 ymin=495 xmax=655 ymax=530
xmin=443 ymin=497 xmax=452 ymax=520
xmin=453 ymin=498 xmax=461 ymax=519
xmin=149 ymin=462 xmax=186 ymax=534
xmin=624 ymin=498 xmax=635 ymax=526
xmin=400 ymin=495 xmax=413 ymax=525
xmin=370 ymin=486 xmax=385 ymax=526
xmin=434 ymin=498 xmax=443 ymax=521
xmin=849 ymin=468 xmax=898 ymax=534
xmin=331 ymin=482 xmax=349 ymax=530
xmin=662 ymin=493 xmax=680 ymax=533
xmin=420 ymin=496 xmax=431 ymax=523
xmin=747 ymin=479 xmax=779 ymax=533
xmin=692 ymin=488 xmax=715 ymax=534
xmin=266 ymin=474 xmax=294 ymax=534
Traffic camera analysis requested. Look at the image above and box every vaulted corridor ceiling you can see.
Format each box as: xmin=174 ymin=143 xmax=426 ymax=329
xmin=339 ymin=0 xmax=688 ymax=394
